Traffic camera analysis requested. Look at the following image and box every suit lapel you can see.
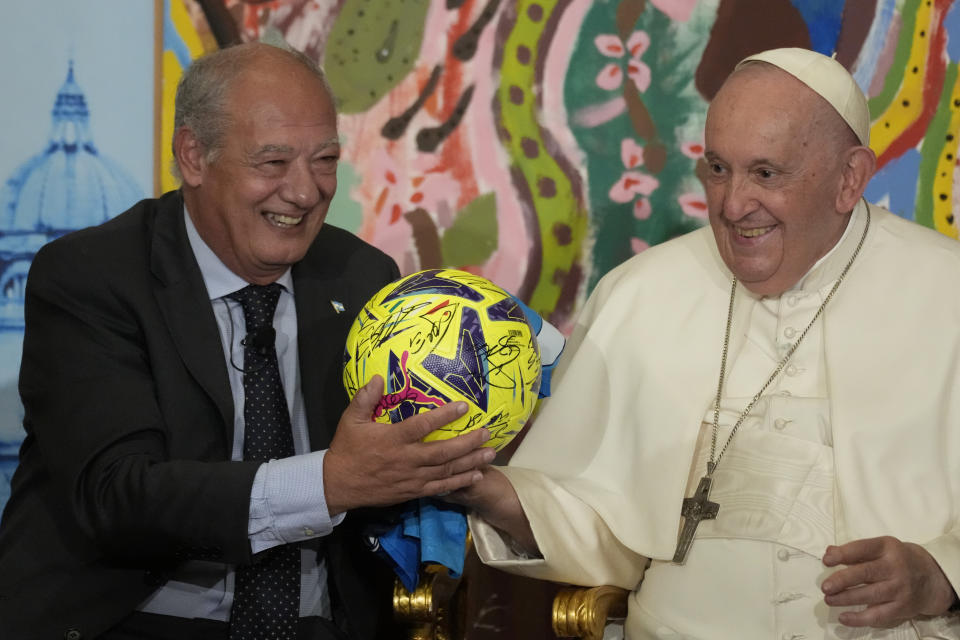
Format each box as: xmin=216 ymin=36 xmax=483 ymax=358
xmin=149 ymin=192 xmax=234 ymax=442
xmin=293 ymin=265 xmax=355 ymax=451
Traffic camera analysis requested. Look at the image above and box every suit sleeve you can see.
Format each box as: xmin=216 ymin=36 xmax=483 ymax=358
xmin=19 ymin=241 xmax=259 ymax=566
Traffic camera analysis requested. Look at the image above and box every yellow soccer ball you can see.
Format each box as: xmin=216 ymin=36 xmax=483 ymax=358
xmin=343 ymin=269 xmax=541 ymax=451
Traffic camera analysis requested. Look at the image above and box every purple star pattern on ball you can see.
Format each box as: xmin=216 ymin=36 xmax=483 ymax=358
xmin=422 ymin=306 xmax=488 ymax=411
xmin=485 ymin=297 xmax=527 ymax=323
xmin=382 ymin=269 xmax=485 ymax=303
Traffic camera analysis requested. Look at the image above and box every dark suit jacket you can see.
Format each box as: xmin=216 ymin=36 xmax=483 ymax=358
xmin=0 ymin=190 xmax=402 ymax=640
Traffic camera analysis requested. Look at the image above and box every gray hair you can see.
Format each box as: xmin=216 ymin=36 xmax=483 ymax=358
xmin=171 ymin=42 xmax=333 ymax=180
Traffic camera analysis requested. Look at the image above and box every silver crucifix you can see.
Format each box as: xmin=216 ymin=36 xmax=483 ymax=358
xmin=672 ymin=475 xmax=720 ymax=564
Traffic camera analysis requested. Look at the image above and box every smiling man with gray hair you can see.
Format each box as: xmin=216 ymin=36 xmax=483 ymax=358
xmin=452 ymin=47 xmax=960 ymax=639
xmin=0 ymin=42 xmax=494 ymax=640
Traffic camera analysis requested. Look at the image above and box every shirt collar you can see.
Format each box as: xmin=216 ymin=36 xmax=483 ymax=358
xmin=183 ymin=207 xmax=294 ymax=300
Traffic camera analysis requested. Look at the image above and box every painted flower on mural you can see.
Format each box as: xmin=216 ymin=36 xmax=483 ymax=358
xmin=609 ymin=139 xmax=659 ymax=219
xmin=633 ymin=197 xmax=652 ymax=220
xmin=678 ymin=192 xmax=709 ymax=219
xmin=368 ymin=150 xmax=460 ymax=225
xmin=677 ymin=139 xmax=708 ymax=219
xmin=680 ymin=140 xmax=705 ymax=159
xmin=631 ymin=237 xmax=651 ymax=254
xmin=594 ymin=31 xmax=652 ymax=93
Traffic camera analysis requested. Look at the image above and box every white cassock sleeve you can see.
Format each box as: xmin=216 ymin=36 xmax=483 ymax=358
xmin=469 ymin=467 xmax=648 ymax=589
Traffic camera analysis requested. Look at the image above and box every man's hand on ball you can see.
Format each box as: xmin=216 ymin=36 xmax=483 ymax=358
xmin=324 ymin=375 xmax=496 ymax=515
xmin=821 ymin=536 xmax=957 ymax=627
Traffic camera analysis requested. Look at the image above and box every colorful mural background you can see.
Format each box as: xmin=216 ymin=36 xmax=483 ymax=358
xmin=160 ymin=0 xmax=960 ymax=334
xmin=1 ymin=0 xmax=959 ymax=517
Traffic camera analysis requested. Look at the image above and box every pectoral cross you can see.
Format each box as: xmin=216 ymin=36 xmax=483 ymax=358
xmin=672 ymin=474 xmax=720 ymax=564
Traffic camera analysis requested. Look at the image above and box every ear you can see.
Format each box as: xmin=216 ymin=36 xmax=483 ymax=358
xmin=173 ymin=127 xmax=206 ymax=188
xmin=835 ymin=146 xmax=877 ymax=212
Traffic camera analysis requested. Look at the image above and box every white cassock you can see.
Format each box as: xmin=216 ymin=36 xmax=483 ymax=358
xmin=470 ymin=201 xmax=960 ymax=639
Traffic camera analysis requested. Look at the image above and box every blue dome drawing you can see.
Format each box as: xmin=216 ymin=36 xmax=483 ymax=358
xmin=0 ymin=61 xmax=143 ymax=329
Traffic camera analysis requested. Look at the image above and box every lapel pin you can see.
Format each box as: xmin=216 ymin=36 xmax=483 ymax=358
xmin=331 ymin=300 xmax=345 ymax=314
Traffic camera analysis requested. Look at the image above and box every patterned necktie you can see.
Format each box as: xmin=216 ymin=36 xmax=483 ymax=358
xmin=227 ymin=283 xmax=300 ymax=640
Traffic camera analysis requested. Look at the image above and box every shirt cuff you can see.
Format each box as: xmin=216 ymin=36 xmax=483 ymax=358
xmin=248 ymin=450 xmax=346 ymax=553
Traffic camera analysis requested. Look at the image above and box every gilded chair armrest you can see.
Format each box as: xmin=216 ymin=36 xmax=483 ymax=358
xmin=552 ymin=585 xmax=629 ymax=640
xmin=393 ymin=564 xmax=462 ymax=625
xmin=392 ymin=533 xmax=472 ymax=639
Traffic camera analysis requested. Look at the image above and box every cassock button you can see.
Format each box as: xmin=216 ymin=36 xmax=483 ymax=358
xmin=774 ymin=418 xmax=789 ymax=430
xmin=64 ymin=629 xmax=83 ymax=640
xmin=786 ymin=294 xmax=799 ymax=307
xmin=786 ymin=364 xmax=799 ymax=376
xmin=783 ymin=327 xmax=797 ymax=339
xmin=777 ymin=548 xmax=790 ymax=561
xmin=303 ymin=527 xmax=315 ymax=537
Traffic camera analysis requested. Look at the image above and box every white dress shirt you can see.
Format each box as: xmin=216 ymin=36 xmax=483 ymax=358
xmin=137 ymin=209 xmax=344 ymax=620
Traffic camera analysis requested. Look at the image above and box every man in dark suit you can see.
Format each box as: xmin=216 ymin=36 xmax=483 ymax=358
xmin=0 ymin=42 xmax=493 ymax=640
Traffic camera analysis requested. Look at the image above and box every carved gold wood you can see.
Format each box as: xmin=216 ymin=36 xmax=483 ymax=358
xmin=393 ymin=534 xmax=472 ymax=640
xmin=393 ymin=566 xmax=465 ymax=640
xmin=552 ymin=585 xmax=629 ymax=640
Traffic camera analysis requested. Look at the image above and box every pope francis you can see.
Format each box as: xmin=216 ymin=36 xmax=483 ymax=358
xmin=452 ymin=48 xmax=960 ymax=639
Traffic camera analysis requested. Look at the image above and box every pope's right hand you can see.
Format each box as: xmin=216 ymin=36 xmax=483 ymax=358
xmin=444 ymin=466 xmax=538 ymax=555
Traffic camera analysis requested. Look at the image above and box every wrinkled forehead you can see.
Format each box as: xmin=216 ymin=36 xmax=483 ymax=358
xmin=226 ymin=63 xmax=337 ymax=123
xmin=707 ymin=66 xmax=800 ymax=123
xmin=703 ymin=69 xmax=849 ymax=166
xmin=233 ymin=59 xmax=333 ymax=101
xmin=733 ymin=48 xmax=869 ymax=146
xmin=706 ymin=65 xmax=842 ymax=136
